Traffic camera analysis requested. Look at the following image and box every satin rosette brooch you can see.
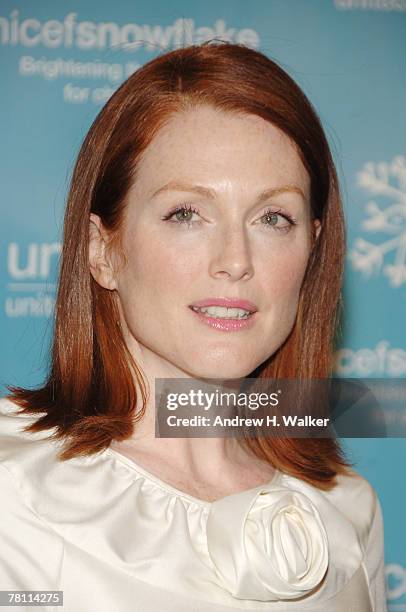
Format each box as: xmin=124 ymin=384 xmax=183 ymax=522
xmin=206 ymin=484 xmax=329 ymax=601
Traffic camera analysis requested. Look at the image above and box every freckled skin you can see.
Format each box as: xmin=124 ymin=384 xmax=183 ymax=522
xmin=91 ymin=105 xmax=320 ymax=380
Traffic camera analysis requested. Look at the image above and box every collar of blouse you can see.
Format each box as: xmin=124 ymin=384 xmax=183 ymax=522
xmin=1 ymin=401 xmax=373 ymax=607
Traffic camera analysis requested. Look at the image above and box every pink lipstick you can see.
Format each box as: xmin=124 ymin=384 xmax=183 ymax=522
xmin=188 ymin=297 xmax=258 ymax=332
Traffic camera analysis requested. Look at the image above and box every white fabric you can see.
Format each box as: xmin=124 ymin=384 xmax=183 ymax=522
xmin=0 ymin=397 xmax=387 ymax=611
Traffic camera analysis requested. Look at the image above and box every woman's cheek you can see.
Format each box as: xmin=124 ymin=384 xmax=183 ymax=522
xmin=262 ymin=253 xmax=308 ymax=301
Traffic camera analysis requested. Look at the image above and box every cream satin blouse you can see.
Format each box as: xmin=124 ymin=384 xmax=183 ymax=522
xmin=0 ymin=397 xmax=386 ymax=611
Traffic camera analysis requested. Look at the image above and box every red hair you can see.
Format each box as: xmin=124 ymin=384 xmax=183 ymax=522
xmin=6 ymin=42 xmax=349 ymax=489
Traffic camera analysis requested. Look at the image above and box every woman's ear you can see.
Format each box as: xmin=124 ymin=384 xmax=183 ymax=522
xmin=89 ymin=213 xmax=117 ymax=290
xmin=312 ymin=219 xmax=321 ymax=245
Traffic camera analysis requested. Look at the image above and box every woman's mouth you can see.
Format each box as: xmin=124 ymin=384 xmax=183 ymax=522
xmin=188 ymin=305 xmax=257 ymax=331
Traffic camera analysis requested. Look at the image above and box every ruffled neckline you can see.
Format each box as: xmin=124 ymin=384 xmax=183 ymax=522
xmin=102 ymin=446 xmax=365 ymax=603
xmin=0 ymin=398 xmax=376 ymax=608
xmin=104 ymin=446 xmax=282 ymax=509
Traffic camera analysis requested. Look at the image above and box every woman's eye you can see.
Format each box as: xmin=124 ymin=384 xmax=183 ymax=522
xmin=260 ymin=210 xmax=296 ymax=234
xmin=162 ymin=205 xmax=200 ymax=226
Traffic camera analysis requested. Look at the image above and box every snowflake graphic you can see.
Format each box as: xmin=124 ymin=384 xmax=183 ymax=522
xmin=348 ymin=155 xmax=406 ymax=288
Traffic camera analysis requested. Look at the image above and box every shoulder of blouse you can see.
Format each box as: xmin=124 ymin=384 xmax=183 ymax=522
xmin=0 ymin=394 xmax=379 ymax=537
xmin=0 ymin=395 xmax=386 ymax=608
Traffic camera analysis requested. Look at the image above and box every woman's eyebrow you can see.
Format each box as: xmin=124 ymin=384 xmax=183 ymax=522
xmin=150 ymin=181 xmax=306 ymax=203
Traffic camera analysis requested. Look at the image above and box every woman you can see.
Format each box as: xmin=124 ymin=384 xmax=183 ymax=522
xmin=0 ymin=42 xmax=386 ymax=611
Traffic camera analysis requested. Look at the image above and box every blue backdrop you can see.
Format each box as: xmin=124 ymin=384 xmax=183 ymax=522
xmin=1 ymin=1 xmax=405 ymax=608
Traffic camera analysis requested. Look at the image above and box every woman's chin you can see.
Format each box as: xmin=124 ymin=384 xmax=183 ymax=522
xmin=181 ymin=362 xmax=258 ymax=382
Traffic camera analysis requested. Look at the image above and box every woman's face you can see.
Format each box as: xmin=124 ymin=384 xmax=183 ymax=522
xmin=91 ymin=105 xmax=320 ymax=379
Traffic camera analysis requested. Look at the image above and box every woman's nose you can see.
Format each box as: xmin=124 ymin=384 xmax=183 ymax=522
xmin=208 ymin=225 xmax=254 ymax=281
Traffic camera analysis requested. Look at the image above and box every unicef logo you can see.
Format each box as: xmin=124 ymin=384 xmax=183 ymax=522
xmin=349 ymin=155 xmax=406 ymax=288
xmin=333 ymin=341 xmax=406 ymax=377
xmin=4 ymin=242 xmax=60 ymax=318
xmin=386 ymin=564 xmax=406 ymax=605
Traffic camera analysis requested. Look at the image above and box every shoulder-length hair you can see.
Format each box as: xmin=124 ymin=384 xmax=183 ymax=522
xmin=7 ymin=42 xmax=349 ymax=489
